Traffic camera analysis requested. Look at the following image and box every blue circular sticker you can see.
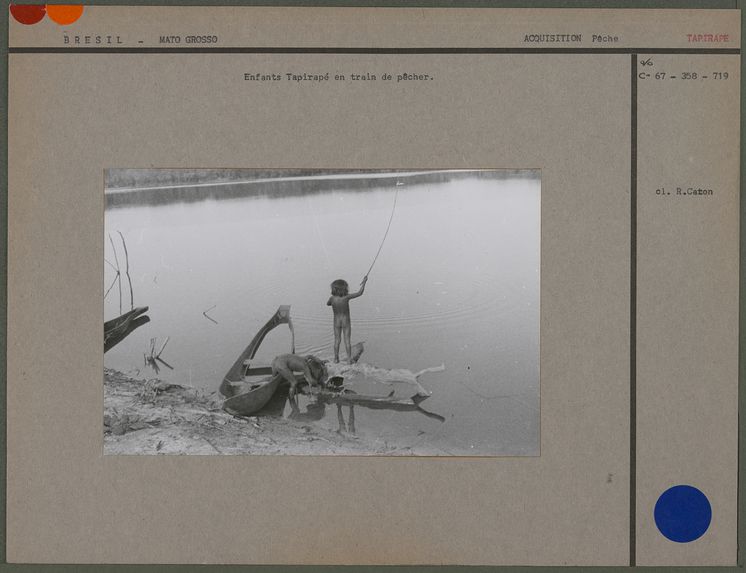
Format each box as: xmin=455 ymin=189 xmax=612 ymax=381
xmin=654 ymin=485 xmax=712 ymax=543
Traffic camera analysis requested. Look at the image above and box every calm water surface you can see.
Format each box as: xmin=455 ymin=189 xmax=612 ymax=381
xmin=105 ymin=177 xmax=540 ymax=455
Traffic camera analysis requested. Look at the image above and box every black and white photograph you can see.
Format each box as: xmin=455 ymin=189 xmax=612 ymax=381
xmin=104 ymin=169 xmax=540 ymax=455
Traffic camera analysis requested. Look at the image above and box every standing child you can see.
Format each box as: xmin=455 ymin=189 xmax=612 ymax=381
xmin=327 ymin=276 xmax=367 ymax=363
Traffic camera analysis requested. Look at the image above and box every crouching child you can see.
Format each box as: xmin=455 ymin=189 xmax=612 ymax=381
xmin=271 ymin=353 xmax=328 ymax=398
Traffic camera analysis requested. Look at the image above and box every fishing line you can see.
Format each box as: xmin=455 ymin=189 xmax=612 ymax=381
xmin=364 ymin=187 xmax=399 ymax=278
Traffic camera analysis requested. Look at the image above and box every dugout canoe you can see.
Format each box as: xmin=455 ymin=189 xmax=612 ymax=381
xmin=219 ymin=305 xmax=296 ymax=416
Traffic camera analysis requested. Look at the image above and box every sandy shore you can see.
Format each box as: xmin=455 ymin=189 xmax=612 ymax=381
xmin=104 ymin=369 xmax=429 ymax=455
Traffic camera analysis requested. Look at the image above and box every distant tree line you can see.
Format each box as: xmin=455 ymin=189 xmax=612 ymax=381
xmin=105 ymin=168 xmax=417 ymax=190
xmin=105 ymin=169 xmax=540 ymax=209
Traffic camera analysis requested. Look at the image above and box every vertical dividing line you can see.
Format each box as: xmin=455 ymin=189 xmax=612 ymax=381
xmin=738 ymin=7 xmax=745 ymax=567
xmin=630 ymin=53 xmax=638 ymax=568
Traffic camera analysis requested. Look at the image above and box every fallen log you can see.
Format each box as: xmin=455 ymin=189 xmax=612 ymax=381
xmin=104 ymin=306 xmax=150 ymax=353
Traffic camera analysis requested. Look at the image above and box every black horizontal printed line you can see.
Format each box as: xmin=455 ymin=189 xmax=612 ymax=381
xmin=8 ymin=47 xmax=742 ymax=54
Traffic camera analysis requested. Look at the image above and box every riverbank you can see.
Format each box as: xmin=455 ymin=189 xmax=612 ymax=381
xmin=103 ymin=369 xmax=432 ymax=455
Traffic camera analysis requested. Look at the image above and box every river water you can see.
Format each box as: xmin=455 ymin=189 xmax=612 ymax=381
xmin=104 ymin=172 xmax=540 ymax=455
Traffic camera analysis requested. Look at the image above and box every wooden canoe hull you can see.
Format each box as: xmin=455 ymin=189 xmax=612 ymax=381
xmin=219 ymin=305 xmax=294 ymax=398
xmin=222 ymin=375 xmax=282 ymax=416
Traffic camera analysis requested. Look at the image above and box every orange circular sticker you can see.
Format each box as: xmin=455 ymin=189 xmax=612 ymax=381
xmin=46 ymin=4 xmax=84 ymax=25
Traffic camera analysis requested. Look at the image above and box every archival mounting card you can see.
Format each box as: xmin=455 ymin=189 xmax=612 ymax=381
xmin=6 ymin=5 xmax=741 ymax=566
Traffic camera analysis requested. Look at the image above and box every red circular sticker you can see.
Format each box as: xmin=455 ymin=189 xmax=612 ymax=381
xmin=10 ymin=4 xmax=47 ymax=25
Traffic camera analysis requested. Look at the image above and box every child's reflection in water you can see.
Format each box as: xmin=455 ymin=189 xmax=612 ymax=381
xmin=287 ymin=394 xmax=356 ymax=435
xmin=336 ymin=403 xmax=355 ymax=434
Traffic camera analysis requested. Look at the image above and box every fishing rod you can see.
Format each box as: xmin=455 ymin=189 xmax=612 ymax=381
xmin=364 ymin=187 xmax=399 ymax=279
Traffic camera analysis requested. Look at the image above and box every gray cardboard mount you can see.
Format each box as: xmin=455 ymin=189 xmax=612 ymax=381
xmin=3 ymin=1 xmax=743 ymax=569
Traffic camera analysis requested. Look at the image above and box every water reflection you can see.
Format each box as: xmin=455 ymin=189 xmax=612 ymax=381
xmin=275 ymin=382 xmax=446 ymax=437
xmin=336 ymin=404 xmax=356 ymax=435
xmin=144 ymin=336 xmax=174 ymax=374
